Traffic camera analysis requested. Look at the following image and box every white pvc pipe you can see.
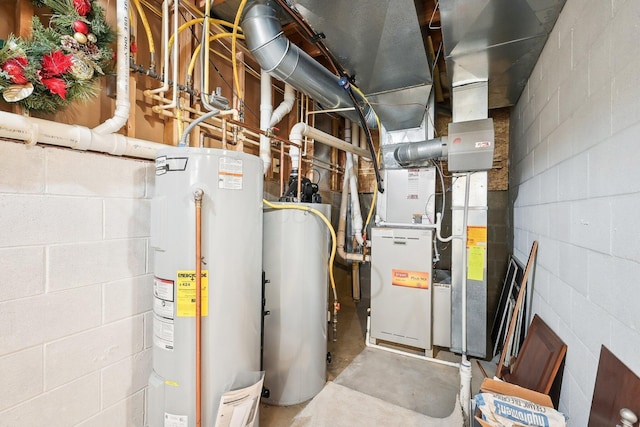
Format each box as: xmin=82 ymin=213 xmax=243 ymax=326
xmin=157 ymin=0 xmax=180 ymax=110
xmin=376 ymin=220 xmax=438 ymax=230
xmin=0 ymin=111 xmax=163 ymax=159
xmin=269 ymin=84 xmax=295 ymax=128
xmin=289 ymin=122 xmax=371 ymax=161
xmin=459 ymin=359 xmax=472 ymax=422
xmin=461 ymin=172 xmax=471 ymax=357
xmin=351 ymin=122 xmax=359 ymax=163
xmin=337 ymin=164 xmax=350 ymax=258
xmin=359 ymin=122 xmax=367 ymax=151
xmin=92 ymin=0 xmax=130 ymax=134
xmin=147 ymin=0 xmax=171 ymax=96
xmin=259 ymin=70 xmax=273 ymax=174
xmin=259 ymin=76 xmax=295 ymax=175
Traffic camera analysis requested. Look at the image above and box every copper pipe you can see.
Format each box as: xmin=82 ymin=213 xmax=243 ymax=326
xmin=193 ymin=188 xmax=204 ymax=427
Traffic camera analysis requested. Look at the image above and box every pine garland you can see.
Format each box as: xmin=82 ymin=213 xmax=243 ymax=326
xmin=0 ymin=0 xmax=115 ymax=112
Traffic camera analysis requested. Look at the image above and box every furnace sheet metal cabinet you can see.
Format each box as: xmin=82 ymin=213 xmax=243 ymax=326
xmin=370 ymin=227 xmax=433 ymax=351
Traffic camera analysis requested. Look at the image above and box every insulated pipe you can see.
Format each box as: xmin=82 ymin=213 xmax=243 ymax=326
xmin=393 ymin=137 xmax=446 ymax=167
xmin=0 ymin=111 xmax=162 ymax=159
xmin=193 ymin=188 xmax=204 ymax=427
xmin=345 ymin=121 xmax=364 ymax=247
xmin=92 ymin=0 xmax=130 ymax=134
xmin=241 ymin=1 xmax=377 ymax=128
xmin=289 ymin=122 xmax=371 ymax=161
xmin=336 ymin=165 xmax=370 ymax=263
xmin=337 ymin=165 xmax=349 ymax=260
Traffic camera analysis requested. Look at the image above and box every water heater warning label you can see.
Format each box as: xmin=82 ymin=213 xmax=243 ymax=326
xmin=153 ymin=314 xmax=174 ymax=351
xmin=218 ymin=157 xmax=243 ymax=190
xmin=176 ymin=270 xmax=209 ymax=317
xmin=391 ymin=269 xmax=430 ymax=289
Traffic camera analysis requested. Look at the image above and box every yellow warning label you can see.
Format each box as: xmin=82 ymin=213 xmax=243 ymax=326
xmin=176 ymin=270 xmax=208 ymax=317
xmin=391 ymin=269 xmax=430 ymax=289
xmin=467 ymin=226 xmax=487 ymax=247
xmin=467 ymin=246 xmax=485 ymax=281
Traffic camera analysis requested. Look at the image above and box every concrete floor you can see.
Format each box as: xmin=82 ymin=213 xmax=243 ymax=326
xmin=259 ymin=263 xmax=490 ymax=427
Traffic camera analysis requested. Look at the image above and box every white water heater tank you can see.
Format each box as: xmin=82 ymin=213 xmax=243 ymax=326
xmin=148 ymin=147 xmax=263 ymax=427
xmin=262 ymin=202 xmax=331 ymax=405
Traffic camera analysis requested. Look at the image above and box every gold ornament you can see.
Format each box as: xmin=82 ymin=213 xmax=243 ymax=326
xmin=69 ymin=57 xmax=94 ymax=80
xmin=87 ymin=33 xmax=97 ymax=43
xmin=2 ymin=83 xmax=34 ymax=102
xmin=74 ymin=32 xmax=88 ymax=44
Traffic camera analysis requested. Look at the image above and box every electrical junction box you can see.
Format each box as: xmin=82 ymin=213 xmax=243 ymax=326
xmin=447 ymin=118 xmax=495 ymax=172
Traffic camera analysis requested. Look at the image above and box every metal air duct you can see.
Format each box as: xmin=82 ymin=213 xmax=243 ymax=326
xmin=393 ymin=138 xmax=446 ymax=168
xmin=241 ymin=0 xmax=376 ymax=127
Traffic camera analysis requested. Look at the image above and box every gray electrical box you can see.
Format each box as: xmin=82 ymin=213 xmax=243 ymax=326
xmin=447 ymin=118 xmax=495 ymax=172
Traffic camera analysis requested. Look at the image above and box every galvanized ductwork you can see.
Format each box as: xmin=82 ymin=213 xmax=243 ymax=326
xmin=241 ymin=0 xmax=376 ymax=127
xmin=393 ymin=138 xmax=446 ymax=168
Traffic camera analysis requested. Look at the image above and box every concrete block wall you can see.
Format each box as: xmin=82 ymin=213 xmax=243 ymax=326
xmin=509 ymin=0 xmax=640 ymax=424
xmin=0 ymin=140 xmax=154 ymax=426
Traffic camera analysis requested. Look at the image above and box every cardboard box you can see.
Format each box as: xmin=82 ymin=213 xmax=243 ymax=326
xmin=475 ymin=378 xmax=554 ymax=427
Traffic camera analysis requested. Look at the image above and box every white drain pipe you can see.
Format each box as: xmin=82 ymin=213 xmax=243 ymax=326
xmin=289 ymin=122 xmax=371 ymax=161
xmin=93 ymin=0 xmax=130 ymax=134
xmin=260 ymin=71 xmax=295 ymax=174
xmin=0 ymin=111 xmax=162 ymax=159
xmin=259 ymin=71 xmax=273 ymax=173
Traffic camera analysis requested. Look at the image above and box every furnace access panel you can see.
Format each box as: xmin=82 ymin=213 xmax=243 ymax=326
xmin=370 ymin=227 xmax=433 ymax=351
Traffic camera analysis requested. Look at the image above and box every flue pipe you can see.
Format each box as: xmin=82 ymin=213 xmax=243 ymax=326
xmin=92 ymin=0 xmax=131 ymax=134
xmin=393 ymin=137 xmax=447 ymax=167
xmin=0 ymin=111 xmax=163 ymax=159
xmin=242 ymin=0 xmax=377 ymax=128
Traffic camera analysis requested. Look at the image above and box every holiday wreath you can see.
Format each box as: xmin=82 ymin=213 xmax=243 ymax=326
xmin=0 ymin=0 xmax=114 ymax=112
